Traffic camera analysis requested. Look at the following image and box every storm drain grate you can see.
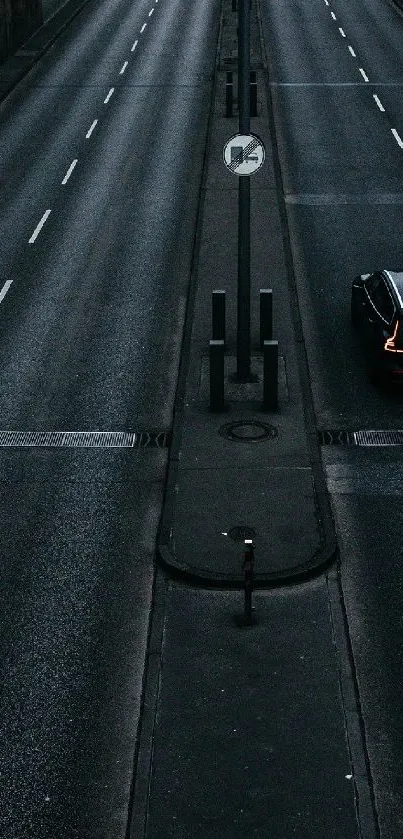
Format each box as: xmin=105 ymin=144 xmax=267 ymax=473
xmin=0 ymin=430 xmax=171 ymax=448
xmin=353 ymin=429 xmax=403 ymax=446
xmin=318 ymin=429 xmax=403 ymax=446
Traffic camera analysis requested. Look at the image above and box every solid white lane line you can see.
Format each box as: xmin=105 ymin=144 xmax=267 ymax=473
xmin=331 ymin=10 xmax=336 ymax=19
xmin=86 ymin=119 xmax=98 ymax=139
xmin=149 ymin=7 xmax=154 ymax=15
xmin=29 ymin=209 xmax=51 ymax=244
xmin=120 ymin=60 xmax=129 ymax=75
xmin=359 ymin=67 xmax=369 ymax=82
xmin=348 ymin=45 xmax=356 ymax=57
xmin=0 ymin=280 xmax=13 ymax=304
xmin=61 ymin=159 xmax=78 ymax=185
xmin=373 ymin=94 xmax=385 ymax=112
xmin=339 ymin=27 xmax=346 ymax=36
xmin=131 ymin=39 xmax=138 ymax=51
xmin=104 ymin=87 xmax=114 ymax=103
xmin=392 ymin=128 xmax=403 ymax=148
xmin=140 ymin=22 xmax=147 ymax=32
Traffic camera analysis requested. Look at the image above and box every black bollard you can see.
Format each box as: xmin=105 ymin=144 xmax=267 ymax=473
xmin=243 ymin=540 xmax=254 ymax=624
xmin=209 ymin=339 xmax=225 ymax=411
xmin=263 ymin=340 xmax=278 ymax=411
xmin=212 ymin=290 xmax=226 ymax=344
xmin=260 ymin=289 xmax=273 ymax=347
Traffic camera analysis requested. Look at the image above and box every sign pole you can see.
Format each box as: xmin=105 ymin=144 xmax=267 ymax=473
xmin=237 ymin=0 xmax=251 ymax=381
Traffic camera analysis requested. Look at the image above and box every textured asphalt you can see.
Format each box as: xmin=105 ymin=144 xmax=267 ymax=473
xmin=260 ymin=0 xmax=403 ymax=832
xmin=0 ymin=0 xmax=219 ymax=837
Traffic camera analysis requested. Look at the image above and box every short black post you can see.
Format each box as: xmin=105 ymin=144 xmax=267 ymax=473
xmin=225 ymin=72 xmax=233 ymax=118
xmin=243 ymin=540 xmax=254 ymax=624
xmin=209 ymin=339 xmax=225 ymax=411
xmin=260 ymin=289 xmax=273 ymax=347
xmin=250 ymin=71 xmax=257 ymax=117
xmin=212 ymin=290 xmax=226 ymax=343
xmin=263 ymin=339 xmax=278 ymax=411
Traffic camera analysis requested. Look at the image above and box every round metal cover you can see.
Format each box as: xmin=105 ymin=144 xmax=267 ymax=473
xmin=219 ymin=420 xmax=278 ymax=442
xmin=229 ymin=525 xmax=256 ymax=543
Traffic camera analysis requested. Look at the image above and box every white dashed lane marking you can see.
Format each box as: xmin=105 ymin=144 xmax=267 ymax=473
xmin=348 ymin=45 xmax=356 ymax=57
xmin=339 ymin=27 xmax=346 ymax=36
xmin=331 ymin=10 xmax=337 ymax=19
xmin=0 ymin=280 xmax=13 ymax=304
xmin=61 ymin=159 xmax=78 ymax=185
xmin=392 ymin=128 xmax=403 ymax=148
xmin=104 ymin=87 xmax=114 ymax=104
xmin=148 ymin=7 xmax=154 ymax=16
xmin=86 ymin=119 xmax=98 ymax=139
xmin=29 ymin=209 xmax=51 ymax=244
xmin=359 ymin=67 xmax=369 ymax=82
xmin=131 ymin=39 xmax=138 ymax=51
xmin=120 ymin=60 xmax=128 ymax=75
xmin=373 ymin=94 xmax=385 ymax=112
xmin=140 ymin=22 xmax=147 ymax=33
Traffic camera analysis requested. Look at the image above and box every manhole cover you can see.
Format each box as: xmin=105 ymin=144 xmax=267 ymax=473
xmin=219 ymin=420 xmax=278 ymax=442
xmin=229 ymin=525 xmax=256 ymax=542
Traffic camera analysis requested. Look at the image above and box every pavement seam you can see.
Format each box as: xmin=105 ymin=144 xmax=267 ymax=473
xmin=326 ymin=565 xmax=381 ymax=839
xmin=126 ymin=570 xmax=168 ymax=839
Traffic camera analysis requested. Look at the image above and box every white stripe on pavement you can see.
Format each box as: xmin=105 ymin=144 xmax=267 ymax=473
xmin=373 ymin=94 xmax=385 ymax=112
xmin=392 ymin=128 xmax=403 ymax=148
xmin=86 ymin=120 xmax=98 ymax=139
xmin=61 ymin=159 xmax=78 ymax=185
xmin=29 ymin=209 xmax=51 ymax=244
xmin=0 ymin=280 xmax=13 ymax=303
xmin=104 ymin=87 xmax=114 ymax=103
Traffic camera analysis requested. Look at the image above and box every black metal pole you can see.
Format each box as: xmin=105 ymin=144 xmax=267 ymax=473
xmin=237 ymin=0 xmax=251 ymax=381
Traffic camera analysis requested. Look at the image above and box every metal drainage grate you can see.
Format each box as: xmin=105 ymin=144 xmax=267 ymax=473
xmin=353 ymin=429 xmax=403 ymax=446
xmin=0 ymin=430 xmax=171 ymax=448
xmin=318 ymin=429 xmax=403 ymax=446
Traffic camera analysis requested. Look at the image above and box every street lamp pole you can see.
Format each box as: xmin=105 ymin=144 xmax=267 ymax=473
xmin=237 ymin=0 xmax=251 ymax=381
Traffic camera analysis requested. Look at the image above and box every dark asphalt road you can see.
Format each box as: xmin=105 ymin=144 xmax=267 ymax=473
xmin=261 ymin=0 xmax=403 ymax=834
xmin=0 ymin=0 xmax=219 ymax=836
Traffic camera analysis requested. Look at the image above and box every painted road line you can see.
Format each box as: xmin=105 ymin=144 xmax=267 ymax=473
xmin=120 ymin=60 xmax=129 ymax=75
xmin=149 ymin=7 xmax=154 ymax=15
xmin=104 ymin=87 xmax=114 ymax=103
xmin=86 ymin=119 xmax=98 ymax=139
xmin=324 ymin=0 xmax=329 ymax=5
xmin=348 ymin=45 xmax=356 ymax=57
xmin=373 ymin=94 xmax=385 ymax=112
xmin=28 ymin=209 xmax=51 ymax=244
xmin=339 ymin=27 xmax=346 ymax=36
xmin=131 ymin=39 xmax=138 ymax=51
xmin=359 ymin=67 xmax=369 ymax=82
xmin=392 ymin=128 xmax=403 ymax=148
xmin=331 ymin=10 xmax=336 ymax=19
xmin=61 ymin=159 xmax=78 ymax=185
xmin=0 ymin=280 xmax=13 ymax=304
xmin=140 ymin=22 xmax=147 ymax=33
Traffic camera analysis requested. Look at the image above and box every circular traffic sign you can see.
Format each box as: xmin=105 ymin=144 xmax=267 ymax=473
xmin=223 ymin=133 xmax=265 ymax=176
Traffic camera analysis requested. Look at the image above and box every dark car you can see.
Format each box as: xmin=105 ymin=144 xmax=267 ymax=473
xmin=351 ymin=270 xmax=403 ymax=383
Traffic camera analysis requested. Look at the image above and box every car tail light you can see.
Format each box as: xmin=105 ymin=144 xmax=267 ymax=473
xmin=384 ymin=320 xmax=403 ymax=352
